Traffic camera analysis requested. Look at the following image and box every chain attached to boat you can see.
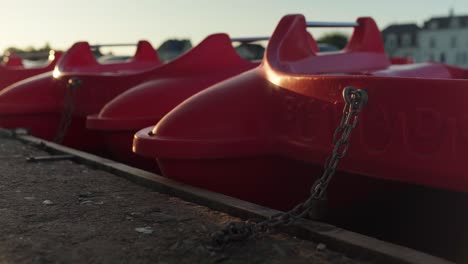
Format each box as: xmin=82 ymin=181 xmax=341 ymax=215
xmin=210 ymin=86 xmax=368 ymax=249
xmin=53 ymin=77 xmax=82 ymax=144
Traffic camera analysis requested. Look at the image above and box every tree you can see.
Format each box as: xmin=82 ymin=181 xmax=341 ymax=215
xmin=157 ymin=39 xmax=192 ymax=62
xmin=317 ymin=33 xmax=349 ymax=50
xmin=4 ymin=42 xmax=53 ymax=54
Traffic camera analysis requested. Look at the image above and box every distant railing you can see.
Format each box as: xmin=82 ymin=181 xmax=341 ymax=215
xmin=14 ymin=51 xmax=50 ymax=60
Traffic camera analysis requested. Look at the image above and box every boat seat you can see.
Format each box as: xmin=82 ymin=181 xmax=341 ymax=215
xmin=268 ymin=15 xmax=390 ymax=74
xmin=372 ymin=63 xmax=453 ymax=79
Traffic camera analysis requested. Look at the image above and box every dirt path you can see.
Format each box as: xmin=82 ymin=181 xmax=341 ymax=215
xmin=0 ymin=137 xmax=369 ymax=264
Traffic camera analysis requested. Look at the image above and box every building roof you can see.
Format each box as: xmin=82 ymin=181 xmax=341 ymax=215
xmin=382 ymin=24 xmax=420 ymax=35
xmin=423 ymin=15 xmax=468 ymax=29
xmin=157 ymin=39 xmax=192 ymax=53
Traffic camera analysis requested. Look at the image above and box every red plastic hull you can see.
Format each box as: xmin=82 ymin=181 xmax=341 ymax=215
xmin=158 ymin=156 xmax=388 ymax=211
xmin=102 ymin=130 xmax=158 ymax=171
xmin=0 ymin=113 xmax=102 ymax=151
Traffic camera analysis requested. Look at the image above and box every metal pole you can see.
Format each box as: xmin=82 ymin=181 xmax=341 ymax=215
xmin=306 ymin=21 xmax=359 ymax=28
xmin=90 ymin=43 xmax=139 ymax=49
xmin=230 ymin=37 xmax=270 ymax=43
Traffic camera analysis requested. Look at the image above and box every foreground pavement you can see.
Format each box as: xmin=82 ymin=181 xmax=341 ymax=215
xmin=0 ymin=136 xmax=366 ymax=264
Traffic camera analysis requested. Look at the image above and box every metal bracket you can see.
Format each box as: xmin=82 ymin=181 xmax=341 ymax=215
xmin=26 ymin=154 xmax=74 ymax=162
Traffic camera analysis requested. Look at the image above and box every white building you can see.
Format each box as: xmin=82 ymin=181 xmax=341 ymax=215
xmin=382 ymin=13 xmax=468 ymax=67
xmin=419 ymin=15 xmax=468 ymax=66
xmin=382 ymin=24 xmax=420 ymax=60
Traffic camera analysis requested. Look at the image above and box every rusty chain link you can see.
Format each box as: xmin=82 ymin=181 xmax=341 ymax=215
xmin=210 ymin=86 xmax=368 ymax=249
xmin=53 ymin=77 xmax=82 ymax=144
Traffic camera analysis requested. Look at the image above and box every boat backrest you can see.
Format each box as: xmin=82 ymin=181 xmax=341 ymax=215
xmin=57 ymin=42 xmax=99 ymax=71
xmin=306 ymin=32 xmax=320 ymax=53
xmin=445 ymin=65 xmax=468 ymax=79
xmin=2 ymin=52 xmax=23 ymax=67
xmin=266 ymin=14 xmax=390 ymax=74
xmin=343 ymin=17 xmax=386 ymax=54
xmin=132 ymin=41 xmax=160 ymax=62
xmin=42 ymin=50 xmax=63 ymax=69
xmin=56 ymin=41 xmax=160 ymax=73
xmin=154 ymin=33 xmax=255 ymax=74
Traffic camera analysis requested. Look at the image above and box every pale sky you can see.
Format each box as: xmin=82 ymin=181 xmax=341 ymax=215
xmin=0 ymin=0 xmax=466 ymax=52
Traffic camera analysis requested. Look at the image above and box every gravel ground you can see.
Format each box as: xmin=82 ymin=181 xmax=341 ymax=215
xmin=0 ymin=137 xmax=369 ymax=264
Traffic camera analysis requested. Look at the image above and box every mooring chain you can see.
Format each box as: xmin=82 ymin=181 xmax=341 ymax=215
xmin=53 ymin=77 xmax=82 ymax=144
xmin=211 ymin=86 xmax=368 ymax=249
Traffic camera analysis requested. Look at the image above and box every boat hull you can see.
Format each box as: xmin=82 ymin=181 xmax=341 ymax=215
xmin=103 ymin=130 xmax=157 ymax=171
xmin=86 ymin=34 xmax=258 ymax=167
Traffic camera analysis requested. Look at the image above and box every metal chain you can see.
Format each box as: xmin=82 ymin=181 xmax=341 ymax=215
xmin=53 ymin=77 xmax=82 ymax=144
xmin=211 ymin=86 xmax=368 ymax=249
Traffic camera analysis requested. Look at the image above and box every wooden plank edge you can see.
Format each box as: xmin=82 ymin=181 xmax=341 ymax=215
xmin=0 ymin=129 xmax=453 ymax=264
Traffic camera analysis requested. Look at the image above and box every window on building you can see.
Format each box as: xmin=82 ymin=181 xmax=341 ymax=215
xmin=429 ymin=37 xmax=436 ymax=48
xmin=401 ymin=33 xmax=412 ymax=47
xmin=451 ymin=36 xmax=457 ymax=48
xmin=430 ymin=21 xmax=438 ymax=30
xmin=429 ymin=53 xmax=435 ymax=61
xmin=440 ymin=52 xmax=446 ymax=63
xmin=456 ymin=53 xmax=464 ymax=64
xmin=385 ymin=34 xmax=397 ymax=49
xmin=451 ymin=18 xmax=460 ymax=28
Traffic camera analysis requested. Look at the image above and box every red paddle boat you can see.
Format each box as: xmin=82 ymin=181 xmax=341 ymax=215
xmin=0 ymin=50 xmax=63 ymax=90
xmin=86 ymin=35 xmax=266 ymax=169
xmin=0 ymin=41 xmax=161 ymax=151
xmin=133 ymin=14 xmax=468 ymax=211
xmin=390 ymin=57 xmax=414 ymax=65
xmin=2 ymin=51 xmax=24 ymax=67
